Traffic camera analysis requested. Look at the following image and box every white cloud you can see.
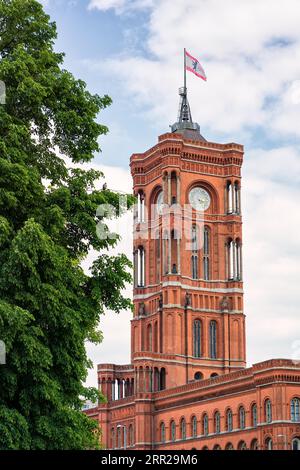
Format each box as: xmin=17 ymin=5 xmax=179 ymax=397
xmin=87 ymin=0 xmax=300 ymax=138
xmin=88 ymin=0 xmax=154 ymax=13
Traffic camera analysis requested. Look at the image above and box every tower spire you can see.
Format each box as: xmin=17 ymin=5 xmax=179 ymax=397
xmin=170 ymin=49 xmax=206 ymax=141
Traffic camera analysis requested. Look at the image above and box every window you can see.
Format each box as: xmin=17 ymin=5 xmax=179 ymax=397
xmin=225 ymin=442 xmax=234 ymax=450
xmin=236 ymin=240 xmax=242 ymax=280
xmin=291 ymin=398 xmax=300 ymax=422
xmin=226 ymin=181 xmax=233 ymax=214
xmin=250 ymin=439 xmax=259 ymax=450
xmin=213 ymin=444 xmax=221 ymax=450
xmin=191 ymin=225 xmax=198 ymax=279
xmin=117 ymin=426 xmax=121 ymax=449
xmin=234 ymin=181 xmax=241 ymax=214
xmin=238 ymin=440 xmax=247 ymax=450
xmin=265 ymin=399 xmax=272 ymax=424
xmin=202 ymin=414 xmax=209 ymax=436
xmin=209 ymin=320 xmax=217 ymax=359
xmin=203 ymin=226 xmax=210 ymax=280
xmin=192 ymin=416 xmax=197 ymax=438
xmin=214 ymin=412 xmax=221 ymax=434
xmin=226 ymin=409 xmax=233 ymax=432
xmin=181 ymin=418 xmax=186 ymax=440
xmin=193 ymin=319 xmax=202 ymax=357
xmin=265 ymin=437 xmax=273 ymax=450
xmin=194 ymin=371 xmax=203 ymax=380
xmin=239 ymin=406 xmax=246 ymax=430
xmin=137 ymin=191 xmax=145 ymax=223
xmin=227 ymin=239 xmax=242 ymax=281
xmin=226 ymin=181 xmax=240 ymax=214
xmin=251 ymin=403 xmax=258 ymax=428
xmin=292 ymin=437 xmax=300 ymax=450
xmin=155 ymin=232 xmax=161 ymax=282
xmin=191 ymin=255 xmax=198 ymax=279
xmin=170 ymin=420 xmax=176 ymax=442
xmin=136 ymin=246 xmax=145 ymax=287
xmin=129 ymin=424 xmax=134 ymax=447
xmin=111 ymin=428 xmax=115 ymax=449
xmin=146 ymin=324 xmax=152 ymax=352
xmin=160 ymin=422 xmax=165 ymax=443
xmin=160 ymin=368 xmax=166 ymax=391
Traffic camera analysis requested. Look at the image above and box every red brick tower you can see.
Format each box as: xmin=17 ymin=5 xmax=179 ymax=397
xmin=130 ymin=87 xmax=246 ymax=392
xmin=89 ymin=88 xmax=300 ymax=452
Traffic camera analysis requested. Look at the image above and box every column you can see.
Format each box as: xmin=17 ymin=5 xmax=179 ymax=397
xmin=231 ymin=181 xmax=235 ymax=213
xmin=168 ymin=174 xmax=171 ymax=205
xmin=176 ymin=175 xmax=181 ymax=205
xmin=232 ymin=241 xmax=236 ymax=280
xmin=225 ymin=242 xmax=228 ymax=280
xmin=177 ymin=237 xmax=181 ymax=274
xmin=168 ymin=236 xmax=171 ymax=274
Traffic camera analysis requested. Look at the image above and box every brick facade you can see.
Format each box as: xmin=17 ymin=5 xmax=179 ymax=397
xmin=85 ymin=131 xmax=300 ymax=451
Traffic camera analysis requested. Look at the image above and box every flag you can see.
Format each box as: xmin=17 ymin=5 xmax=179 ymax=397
xmin=185 ymin=50 xmax=207 ymax=81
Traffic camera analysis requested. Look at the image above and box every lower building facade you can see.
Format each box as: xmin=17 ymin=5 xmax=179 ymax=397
xmin=85 ymin=359 xmax=300 ymax=450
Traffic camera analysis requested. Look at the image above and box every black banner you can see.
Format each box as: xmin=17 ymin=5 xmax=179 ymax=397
xmin=0 ymin=450 xmax=299 ymax=466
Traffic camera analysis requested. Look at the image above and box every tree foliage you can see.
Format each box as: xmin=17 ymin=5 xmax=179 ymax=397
xmin=0 ymin=0 xmax=133 ymax=449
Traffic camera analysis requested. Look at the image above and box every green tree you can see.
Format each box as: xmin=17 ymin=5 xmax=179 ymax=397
xmin=0 ymin=0 xmax=133 ymax=449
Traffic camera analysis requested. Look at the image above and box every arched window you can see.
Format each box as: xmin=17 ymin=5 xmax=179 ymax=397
xmin=154 ymin=321 xmax=158 ymax=353
xmin=265 ymin=399 xmax=272 ymax=423
xmin=136 ymin=246 xmax=145 ymax=287
xmin=170 ymin=420 xmax=176 ymax=442
xmin=251 ymin=403 xmax=258 ymax=428
xmin=213 ymin=444 xmax=221 ymax=450
xmin=117 ymin=426 xmax=121 ymax=449
xmin=146 ymin=323 xmax=152 ymax=352
xmin=226 ymin=181 xmax=240 ymax=214
xmin=236 ymin=239 xmax=242 ymax=280
xmin=225 ymin=442 xmax=234 ymax=450
xmin=194 ymin=371 xmax=203 ymax=380
xmin=209 ymin=320 xmax=217 ymax=359
xmin=137 ymin=191 xmax=145 ymax=223
xmin=250 ymin=439 xmax=259 ymax=450
xmin=160 ymin=368 xmax=166 ymax=390
xmin=191 ymin=225 xmax=198 ymax=279
xmin=192 ymin=416 xmax=197 ymax=438
xmin=234 ymin=181 xmax=241 ymax=214
xmin=226 ymin=181 xmax=233 ymax=214
xmin=111 ymin=428 xmax=115 ymax=449
xmin=160 ymin=422 xmax=165 ymax=443
xmin=239 ymin=406 xmax=246 ymax=429
xmin=265 ymin=437 xmax=273 ymax=450
xmin=291 ymin=398 xmax=300 ymax=422
xmin=202 ymin=414 xmax=209 ymax=436
xmin=203 ymin=226 xmax=210 ymax=280
xmin=193 ymin=319 xmax=201 ymax=357
xmin=214 ymin=411 xmax=221 ymax=434
xmin=226 ymin=409 xmax=233 ymax=432
xmin=155 ymin=231 xmax=161 ymax=283
xmin=292 ymin=437 xmax=300 ymax=450
xmin=227 ymin=238 xmax=242 ymax=281
xmin=181 ymin=418 xmax=186 ymax=440
xmin=129 ymin=424 xmax=134 ymax=447
xmin=238 ymin=440 xmax=247 ymax=450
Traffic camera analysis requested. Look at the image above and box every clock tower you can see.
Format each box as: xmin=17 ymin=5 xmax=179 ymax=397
xmin=130 ymin=87 xmax=245 ymax=391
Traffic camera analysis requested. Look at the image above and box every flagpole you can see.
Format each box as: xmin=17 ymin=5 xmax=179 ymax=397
xmin=184 ymin=47 xmax=186 ymax=92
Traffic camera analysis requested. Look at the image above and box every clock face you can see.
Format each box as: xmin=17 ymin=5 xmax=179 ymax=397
xmin=156 ymin=191 xmax=164 ymax=214
xmin=189 ymin=187 xmax=211 ymax=211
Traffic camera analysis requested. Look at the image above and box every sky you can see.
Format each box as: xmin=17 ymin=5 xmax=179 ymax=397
xmin=42 ymin=0 xmax=300 ymax=387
